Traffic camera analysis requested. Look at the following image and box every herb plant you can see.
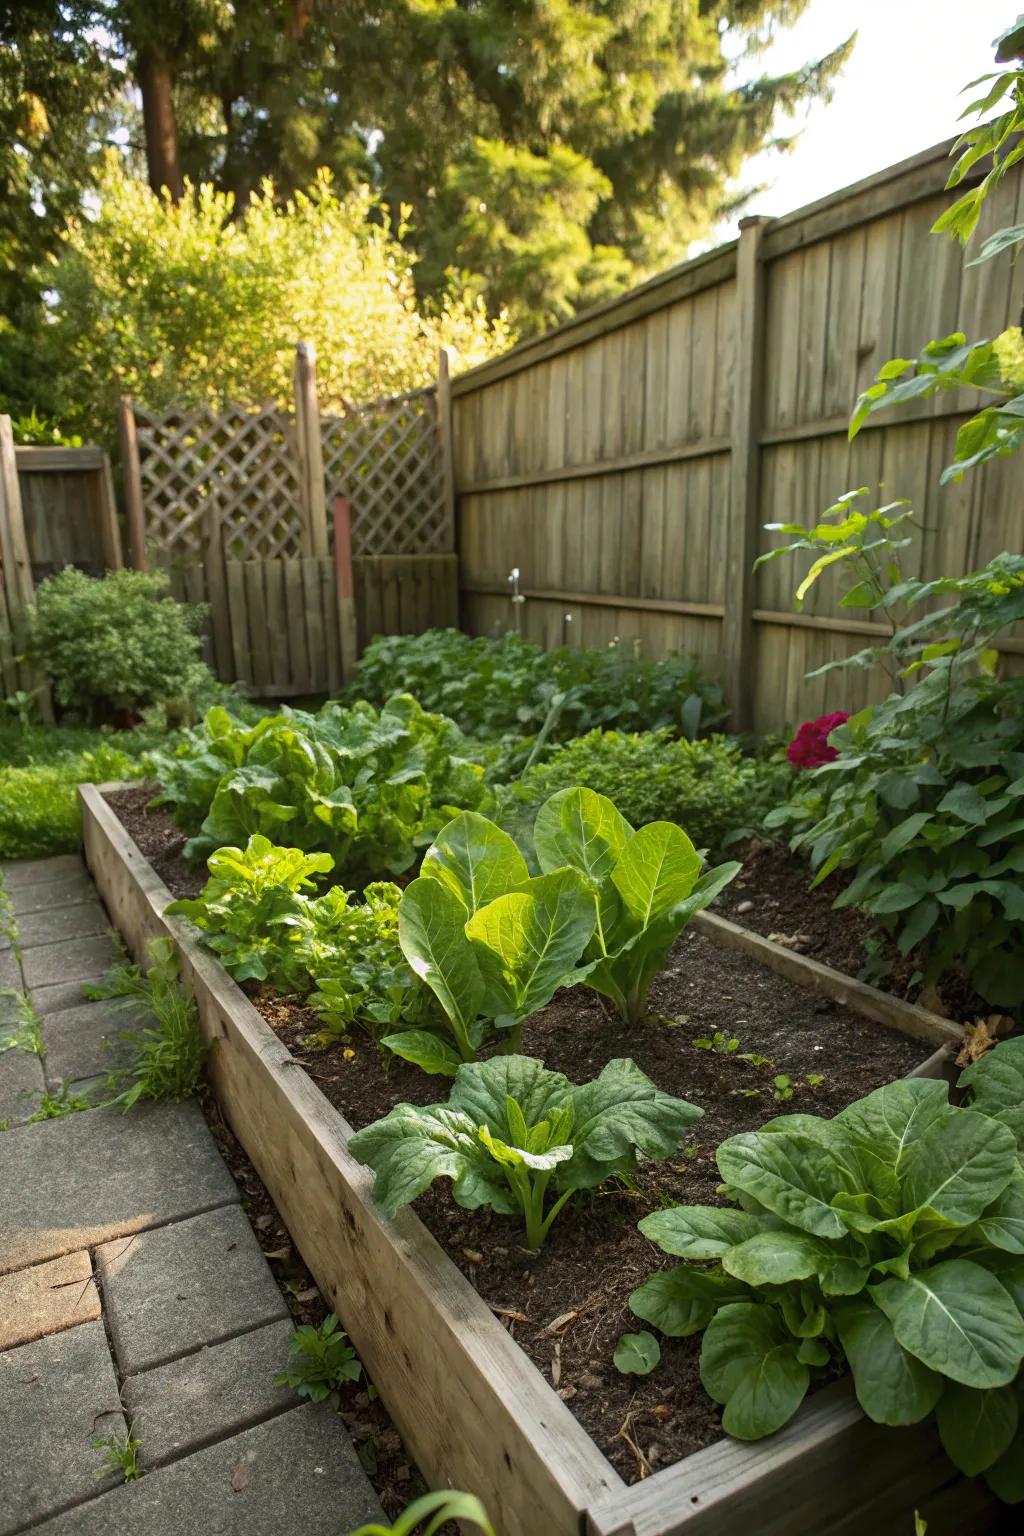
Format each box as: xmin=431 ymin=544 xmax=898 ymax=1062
xmin=350 ymin=1054 xmax=701 ymax=1250
xmin=630 ymin=1063 xmax=1024 ymax=1497
xmin=533 ymin=787 xmax=740 ymax=1023
xmin=275 ymin=1314 xmax=362 ymax=1404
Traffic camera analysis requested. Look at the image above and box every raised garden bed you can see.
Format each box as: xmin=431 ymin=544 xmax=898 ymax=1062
xmin=81 ymin=783 xmax=1000 ymax=1536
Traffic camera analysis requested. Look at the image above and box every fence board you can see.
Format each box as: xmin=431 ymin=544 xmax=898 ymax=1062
xmin=452 ymin=137 xmax=1024 ymax=731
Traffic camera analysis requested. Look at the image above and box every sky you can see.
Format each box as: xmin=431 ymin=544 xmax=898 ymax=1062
xmin=721 ymin=0 xmax=1013 ymax=234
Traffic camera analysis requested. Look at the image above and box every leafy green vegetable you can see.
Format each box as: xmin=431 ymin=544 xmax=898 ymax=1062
xmin=534 ymin=787 xmax=739 ymax=1023
xmin=630 ymin=1062 xmax=1024 ymax=1493
xmin=151 ymin=694 xmax=489 ymax=881
xmin=613 ymin=1330 xmax=661 ymax=1375
xmin=349 ymin=1054 xmax=701 ymax=1248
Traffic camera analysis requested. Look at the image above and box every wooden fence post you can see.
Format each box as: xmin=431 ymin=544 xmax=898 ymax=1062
xmin=437 ymin=347 xmax=457 ymax=555
xmin=118 ymin=398 xmax=148 ymax=571
xmin=333 ymin=495 xmax=359 ymax=680
xmin=0 ymin=415 xmax=53 ymax=720
xmin=294 ymin=342 xmax=329 ymax=559
xmin=722 ymin=215 xmax=772 ymax=732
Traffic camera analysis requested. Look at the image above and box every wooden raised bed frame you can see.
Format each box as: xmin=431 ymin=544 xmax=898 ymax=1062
xmin=80 ymin=784 xmax=998 ymax=1536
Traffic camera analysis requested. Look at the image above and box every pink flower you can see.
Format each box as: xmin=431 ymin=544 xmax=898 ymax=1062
xmin=787 ymin=711 xmax=851 ymax=769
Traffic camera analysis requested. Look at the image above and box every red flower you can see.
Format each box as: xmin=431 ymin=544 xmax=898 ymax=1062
xmin=787 ymin=711 xmax=850 ymax=769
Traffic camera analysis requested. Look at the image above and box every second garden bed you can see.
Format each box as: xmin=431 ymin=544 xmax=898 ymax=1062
xmin=80 ymin=782 xmax=1001 ymax=1536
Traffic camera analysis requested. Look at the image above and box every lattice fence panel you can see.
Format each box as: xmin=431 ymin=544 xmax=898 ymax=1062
xmin=133 ymin=402 xmax=305 ymax=561
xmin=321 ymin=386 xmax=450 ymax=556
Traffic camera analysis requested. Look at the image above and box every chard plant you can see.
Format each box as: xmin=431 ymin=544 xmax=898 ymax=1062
xmin=349 ymin=1054 xmax=701 ymax=1250
xmin=630 ymin=1047 xmax=1024 ymax=1500
xmin=533 ymin=787 xmax=740 ymax=1023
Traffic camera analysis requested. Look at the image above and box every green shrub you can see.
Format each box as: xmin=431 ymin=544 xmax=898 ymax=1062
xmin=30 ymin=568 xmax=213 ymax=725
xmin=350 ymin=629 xmax=726 ymax=742
xmin=0 ymin=736 xmax=153 ymax=860
xmin=495 ymin=729 xmax=791 ymax=856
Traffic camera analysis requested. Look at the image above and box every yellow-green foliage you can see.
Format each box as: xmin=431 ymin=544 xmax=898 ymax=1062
xmin=45 ymin=163 xmax=513 ymax=441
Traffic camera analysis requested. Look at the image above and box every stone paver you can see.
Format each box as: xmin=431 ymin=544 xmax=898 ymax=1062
xmin=13 ymin=902 xmax=111 ymax=951
xmin=9 ymin=873 xmax=97 ymax=916
xmin=0 ymin=987 xmax=25 ymax=1024
xmin=21 ymin=934 xmax=119 ymax=991
xmin=0 ymin=1099 xmax=238 ymax=1275
xmin=97 ymin=1205 xmax=290 ymax=1375
xmin=1 ymin=854 xmax=87 ymax=889
xmin=0 ymin=1251 xmax=100 ymax=1350
xmin=43 ymin=1000 xmax=152 ymax=1091
xmin=0 ymin=1319 xmax=124 ymax=1535
xmin=31 ymin=1402 xmax=383 ymax=1536
xmin=0 ymin=1045 xmax=45 ymax=1124
xmin=0 ymin=948 xmax=21 ymax=989
xmin=32 ymin=977 xmax=111 ymax=1016
xmin=122 ymin=1318 xmax=298 ymax=1465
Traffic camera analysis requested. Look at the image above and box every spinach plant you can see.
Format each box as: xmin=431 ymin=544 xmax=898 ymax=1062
xmin=533 ymin=787 xmax=740 ymax=1023
xmin=350 ymin=1054 xmax=701 ymax=1249
xmin=392 ymin=810 xmax=597 ymax=1075
xmin=630 ymin=1063 xmax=1024 ymax=1498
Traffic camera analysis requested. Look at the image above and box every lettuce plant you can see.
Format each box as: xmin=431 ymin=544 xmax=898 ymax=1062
xmin=630 ymin=1062 xmax=1024 ymax=1498
xmin=349 ymin=1054 xmax=701 ymax=1249
xmin=533 ymin=787 xmax=740 ymax=1023
xmin=392 ymin=811 xmax=596 ymax=1075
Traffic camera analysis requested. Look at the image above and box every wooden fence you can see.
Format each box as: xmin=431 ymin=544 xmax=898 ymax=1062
xmin=121 ymin=345 xmax=458 ymax=696
xmin=451 ymin=138 xmax=1024 ymax=732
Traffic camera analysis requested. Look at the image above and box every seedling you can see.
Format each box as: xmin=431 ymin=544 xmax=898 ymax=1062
xmin=772 ymin=1074 xmax=795 ymax=1102
xmin=0 ymin=993 xmax=43 ymax=1058
xmin=275 ymin=1314 xmax=362 ymax=1404
xmin=693 ymin=1032 xmax=739 ymax=1055
xmin=614 ymin=1330 xmax=661 ymax=1375
xmin=350 ymin=1490 xmax=494 ymax=1536
xmin=93 ymin=1423 xmax=141 ymax=1483
xmin=28 ymin=1082 xmax=91 ymax=1121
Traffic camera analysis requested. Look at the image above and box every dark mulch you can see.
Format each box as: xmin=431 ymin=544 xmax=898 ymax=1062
xmin=106 ymin=784 xmax=203 ymax=899
xmin=718 ymin=839 xmax=987 ymax=1024
xmin=198 ymin=1085 xmax=436 ymax=1522
xmin=257 ymin=932 xmax=926 ymax=1484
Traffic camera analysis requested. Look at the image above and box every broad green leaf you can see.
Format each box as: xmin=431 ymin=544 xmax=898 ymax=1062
xmin=449 ymin=1055 xmax=572 ymax=1139
xmin=936 ymin=1382 xmax=1019 ymax=1476
xmin=834 ymin=1298 xmax=943 ymax=1425
xmin=969 ymin=1172 xmax=1024 ymax=1254
xmin=878 ymin=813 xmax=932 ymax=863
xmin=985 ymin=1390 xmax=1024 ymax=1503
xmin=477 ymin=1125 xmax=573 ymax=1172
xmin=348 ymin=1103 xmax=510 ymax=1218
xmin=716 ymin=1128 xmax=855 ymax=1239
xmin=700 ymin=1303 xmax=809 ymax=1438
xmin=836 ymin=1078 xmax=951 ymax=1178
xmin=465 ymin=869 xmax=595 ymax=1020
xmin=610 ymin=822 xmax=701 ymax=925
xmin=613 ymin=1330 xmax=661 ymax=1376
xmin=398 ymin=878 xmax=483 ymax=1049
xmin=420 ymin=811 xmax=529 ymax=914
xmin=871 ymin=1259 xmax=1024 ymax=1387
xmin=629 ymin=1267 xmax=750 ymax=1337
xmin=722 ymin=1230 xmax=832 ymax=1287
xmin=566 ymin=1058 xmax=702 ymax=1188
xmin=638 ymin=1205 xmax=766 ymax=1260
xmin=381 ymin=1030 xmax=462 ymax=1078
xmin=959 ymin=1037 xmax=1024 ymax=1116
xmin=533 ymin=787 xmax=632 ymax=885
xmin=899 ymin=1108 xmax=1018 ymax=1227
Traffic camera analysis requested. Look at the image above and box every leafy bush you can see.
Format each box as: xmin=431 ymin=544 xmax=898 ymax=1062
xmin=30 ymin=568 xmax=212 ymax=725
xmin=350 ymin=629 xmax=727 ymax=742
xmin=630 ymin=1055 xmax=1024 ymax=1498
xmin=152 ymin=695 xmax=489 ymax=879
xmin=497 ymin=729 xmax=791 ymax=856
xmin=350 ymin=1054 xmax=701 ymax=1249
xmin=84 ymin=938 xmax=210 ymax=1110
xmin=0 ymin=729 xmax=155 ymax=860
xmin=43 ymin=163 xmax=510 ymax=444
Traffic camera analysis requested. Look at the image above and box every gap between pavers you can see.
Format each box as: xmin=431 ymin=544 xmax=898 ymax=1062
xmin=42 ymin=1000 xmax=153 ymax=1093
xmin=0 ymin=1099 xmax=239 ymax=1275
xmin=122 ymin=1317 xmax=299 ymax=1467
xmin=0 ymin=1318 xmax=124 ymax=1536
xmin=28 ymin=1401 xmax=384 ymax=1536
xmin=0 ymin=1251 xmax=100 ymax=1350
xmin=96 ymin=1204 xmax=290 ymax=1376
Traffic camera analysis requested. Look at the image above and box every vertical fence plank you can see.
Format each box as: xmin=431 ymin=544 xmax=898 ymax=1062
xmin=302 ymin=556 xmax=326 ymax=689
xmin=437 ymin=348 xmax=457 ymax=556
xmin=293 ymin=342 xmax=329 ymax=558
xmin=118 ymin=399 xmax=148 ymax=571
xmin=244 ymin=561 xmax=271 ymax=689
xmin=285 ymin=558 xmax=311 ymax=693
xmin=332 ymin=496 xmax=358 ymax=681
xmin=722 ymin=216 xmax=770 ymax=731
xmin=0 ymin=415 xmax=52 ymax=718
xmin=225 ymin=560 xmax=251 ymax=687
xmin=97 ymin=453 xmax=124 ymax=570
xmin=264 ymin=559 xmax=289 ymax=692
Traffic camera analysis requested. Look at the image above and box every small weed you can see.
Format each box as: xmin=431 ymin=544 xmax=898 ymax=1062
xmin=28 ymin=1082 xmax=91 ymax=1121
xmin=693 ymin=1031 xmax=739 ymax=1055
xmin=731 ymin=1087 xmax=761 ymax=1098
xmin=88 ymin=938 xmax=209 ymax=1110
xmin=737 ymin=1051 xmax=772 ymax=1068
xmin=350 ymin=1489 xmax=495 ymax=1536
xmin=93 ymin=1423 xmax=141 ymax=1483
xmin=0 ymin=992 xmax=43 ymax=1057
xmin=772 ymin=1073 xmax=825 ymax=1103
xmin=805 ymin=1073 xmax=825 ymax=1088
xmin=275 ymin=1314 xmax=362 ymax=1405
